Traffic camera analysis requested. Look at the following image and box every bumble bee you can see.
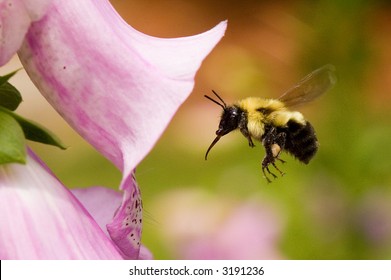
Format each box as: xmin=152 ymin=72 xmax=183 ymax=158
xmin=204 ymin=64 xmax=336 ymax=182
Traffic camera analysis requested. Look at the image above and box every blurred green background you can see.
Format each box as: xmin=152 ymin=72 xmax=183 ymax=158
xmin=5 ymin=0 xmax=391 ymax=259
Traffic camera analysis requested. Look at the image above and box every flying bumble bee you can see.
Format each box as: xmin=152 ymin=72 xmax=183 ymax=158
xmin=204 ymin=64 xmax=336 ymax=182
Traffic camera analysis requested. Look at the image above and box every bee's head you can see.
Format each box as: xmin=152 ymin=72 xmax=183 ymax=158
xmin=204 ymin=90 xmax=241 ymax=160
xmin=216 ymin=106 xmax=241 ymax=136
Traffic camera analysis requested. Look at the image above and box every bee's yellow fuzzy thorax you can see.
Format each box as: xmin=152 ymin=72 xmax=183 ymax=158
xmin=236 ymin=97 xmax=305 ymax=141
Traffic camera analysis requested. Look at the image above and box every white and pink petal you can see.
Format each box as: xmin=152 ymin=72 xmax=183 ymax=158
xmin=72 ymin=178 xmax=147 ymax=260
xmin=18 ymin=0 xmax=227 ymax=177
xmin=0 ymin=150 xmax=122 ymax=259
xmin=0 ymin=0 xmax=52 ymax=65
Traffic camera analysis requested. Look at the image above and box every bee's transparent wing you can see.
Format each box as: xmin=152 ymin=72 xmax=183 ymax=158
xmin=278 ymin=64 xmax=336 ymax=108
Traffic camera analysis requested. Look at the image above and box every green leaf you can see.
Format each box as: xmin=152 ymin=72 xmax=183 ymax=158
xmin=0 ymin=107 xmax=67 ymax=150
xmin=0 ymin=69 xmax=21 ymax=86
xmin=0 ymin=110 xmax=26 ymax=164
xmin=0 ymin=82 xmax=23 ymax=110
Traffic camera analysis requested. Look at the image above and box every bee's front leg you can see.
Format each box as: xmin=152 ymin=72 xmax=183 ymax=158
xmin=238 ymin=119 xmax=255 ymax=148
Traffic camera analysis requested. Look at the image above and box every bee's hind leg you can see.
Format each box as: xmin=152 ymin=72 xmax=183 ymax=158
xmin=271 ymin=161 xmax=285 ymax=176
xmin=262 ymin=157 xmax=277 ymax=183
xmin=271 ymin=143 xmax=286 ymax=164
xmin=271 ymin=131 xmax=287 ymax=169
xmin=261 ymin=127 xmax=287 ymax=181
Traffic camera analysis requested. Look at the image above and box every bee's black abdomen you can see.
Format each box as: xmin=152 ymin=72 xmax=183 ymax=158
xmin=284 ymin=120 xmax=318 ymax=164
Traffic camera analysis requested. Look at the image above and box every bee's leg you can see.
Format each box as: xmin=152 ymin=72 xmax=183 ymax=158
xmin=271 ymin=144 xmax=285 ymax=163
xmin=238 ymin=119 xmax=255 ymax=147
xmin=273 ymin=132 xmax=287 ymax=165
xmin=262 ymin=127 xmax=286 ymax=180
xmin=271 ymin=162 xmax=285 ymax=176
xmin=262 ymin=157 xmax=277 ymax=183
xmin=261 ymin=135 xmax=278 ymax=182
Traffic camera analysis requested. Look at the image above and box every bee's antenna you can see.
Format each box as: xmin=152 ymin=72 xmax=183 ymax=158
xmin=211 ymin=90 xmax=227 ymax=107
xmin=204 ymin=90 xmax=227 ymax=110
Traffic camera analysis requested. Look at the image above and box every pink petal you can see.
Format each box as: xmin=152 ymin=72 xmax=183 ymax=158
xmin=17 ymin=0 xmax=227 ymax=176
xmin=72 ymin=185 xmax=151 ymax=259
xmin=0 ymin=0 xmax=52 ymax=65
xmin=106 ymin=173 xmax=143 ymax=259
xmin=0 ymin=150 xmax=123 ymax=259
xmin=139 ymin=245 xmax=153 ymax=260
xmin=71 ymin=186 xmax=122 ymax=237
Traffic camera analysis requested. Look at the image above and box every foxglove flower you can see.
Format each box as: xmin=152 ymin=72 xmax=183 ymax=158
xmin=0 ymin=150 xmax=124 ymax=259
xmin=0 ymin=0 xmax=52 ymax=65
xmin=0 ymin=0 xmax=226 ymax=259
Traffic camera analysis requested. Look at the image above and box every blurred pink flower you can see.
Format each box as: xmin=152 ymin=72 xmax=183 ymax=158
xmin=154 ymin=189 xmax=284 ymax=259
xmin=184 ymin=202 xmax=284 ymax=259
xmin=355 ymin=191 xmax=391 ymax=249
xmin=0 ymin=0 xmax=226 ymax=259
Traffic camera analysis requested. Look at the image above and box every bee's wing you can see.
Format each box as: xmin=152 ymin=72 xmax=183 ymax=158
xmin=278 ymin=64 xmax=336 ymax=108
